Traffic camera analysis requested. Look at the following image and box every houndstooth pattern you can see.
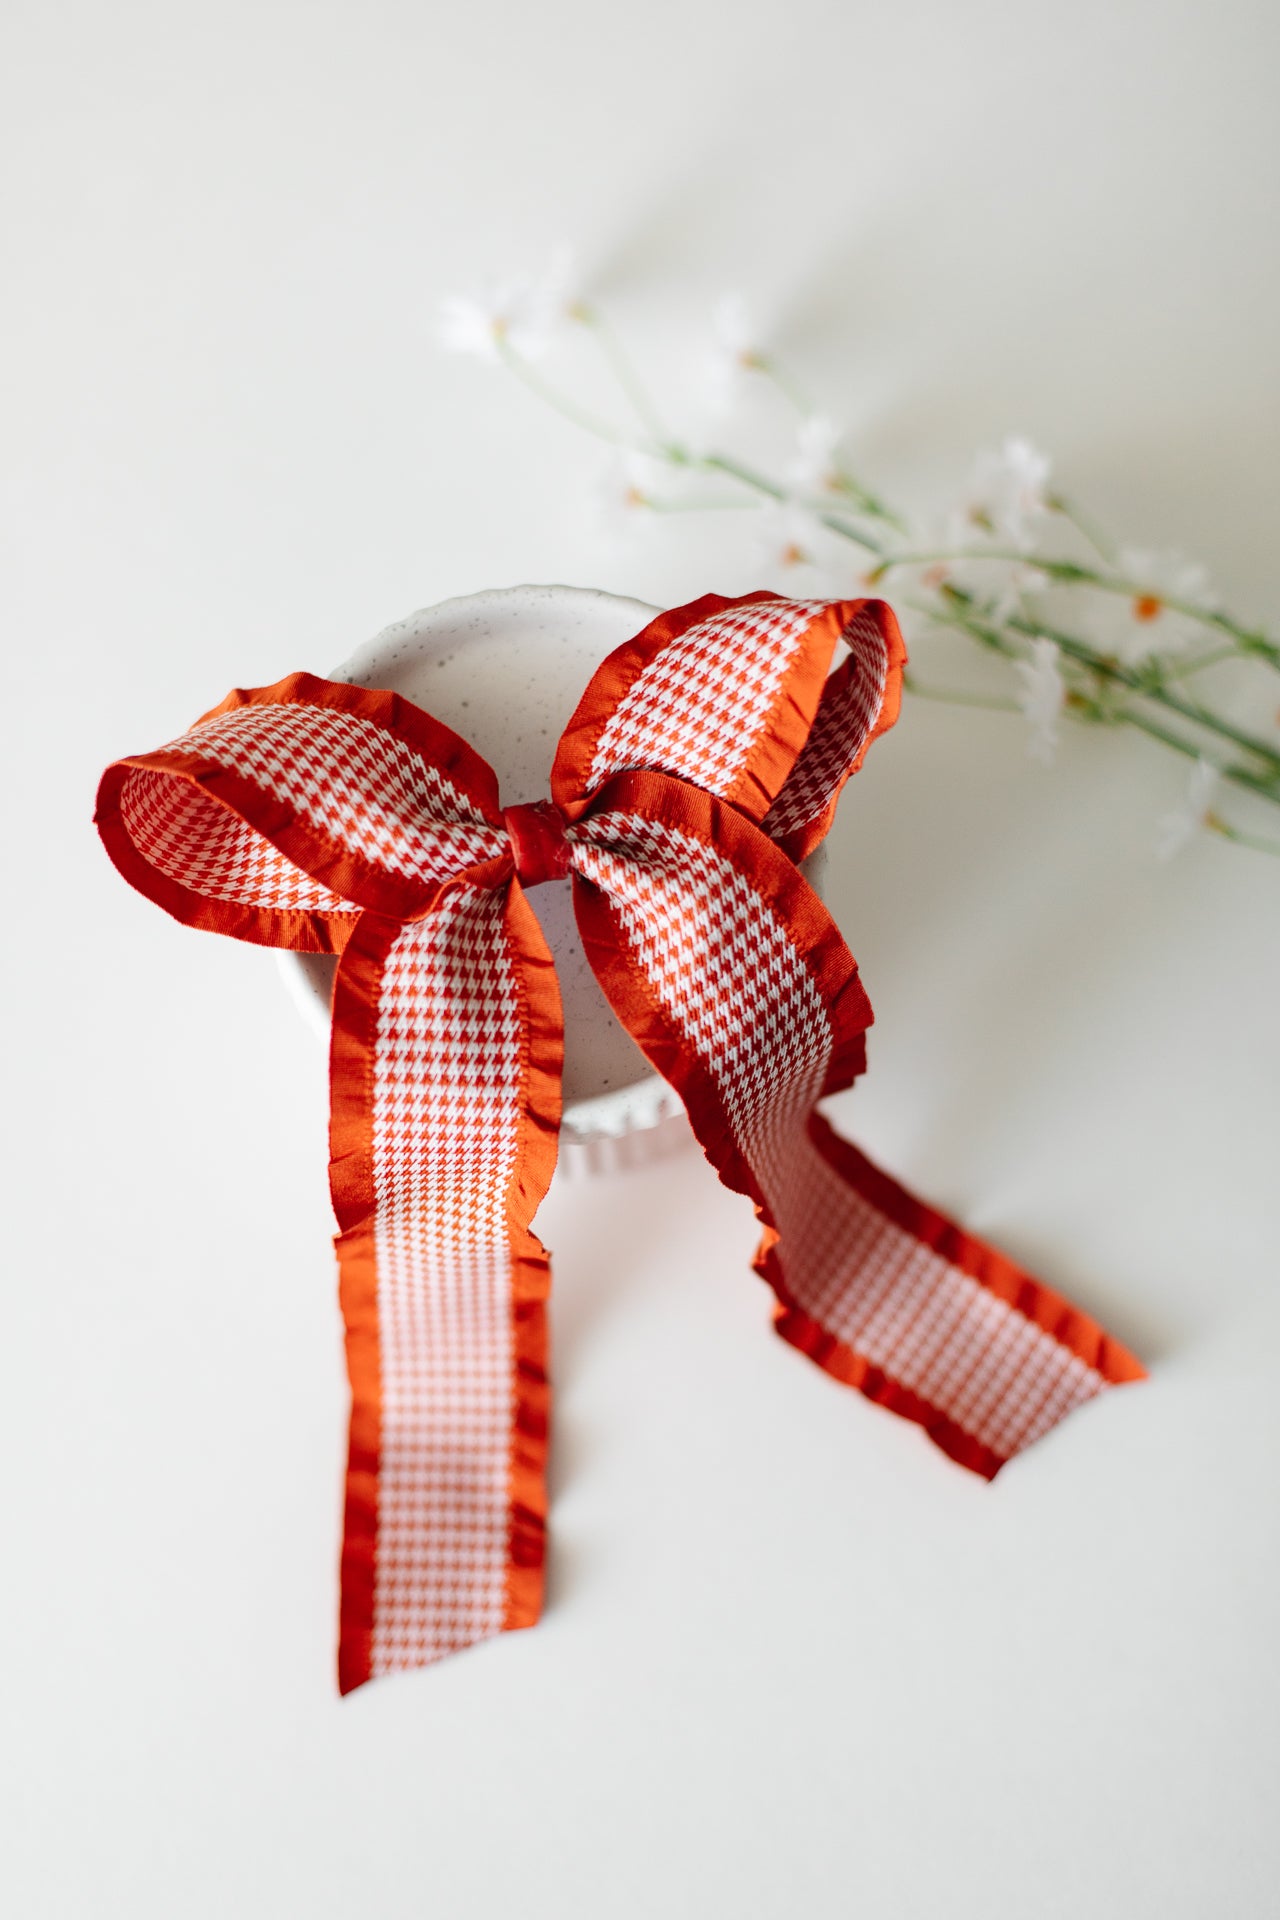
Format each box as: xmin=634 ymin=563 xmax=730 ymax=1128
xmin=572 ymin=813 xmax=1106 ymax=1464
xmin=119 ymin=766 xmax=354 ymax=911
xmin=368 ymin=887 xmax=524 ymax=1674
xmin=764 ymin=605 xmax=891 ymax=845
xmin=163 ymin=701 xmax=505 ymax=883
xmin=116 ymin=698 xmax=526 ymax=1677
xmin=99 ymin=608 xmax=1135 ymax=1690
xmin=586 ymin=599 xmax=831 ymax=800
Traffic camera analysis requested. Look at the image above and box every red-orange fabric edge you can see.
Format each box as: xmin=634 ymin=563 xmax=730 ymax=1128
xmin=776 ymin=597 xmax=909 ymax=863
xmin=328 ymin=913 xmax=395 ymax=1695
xmin=501 ymin=885 xmax=565 ymax=1636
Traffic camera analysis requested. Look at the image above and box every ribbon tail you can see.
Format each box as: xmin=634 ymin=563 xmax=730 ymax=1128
xmin=329 ymin=886 xmax=562 ymax=1694
xmin=572 ymin=784 xmax=1144 ymax=1483
xmin=767 ymin=1117 xmax=1145 ymax=1478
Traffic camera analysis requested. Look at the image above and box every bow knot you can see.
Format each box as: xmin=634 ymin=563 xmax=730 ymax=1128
xmin=95 ymin=590 xmax=1144 ymax=1694
xmin=503 ymin=799 xmax=572 ymax=887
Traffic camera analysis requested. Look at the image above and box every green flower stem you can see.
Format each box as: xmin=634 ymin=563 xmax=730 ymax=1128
xmin=1206 ymin=817 xmax=1280 ymax=857
xmin=872 ymin=547 xmax=1280 ymax=670
xmin=698 ymin=452 xmax=889 ymax=558
xmin=754 ymin=358 xmax=908 ymax=532
xmin=931 ymin=596 xmax=1280 ymax=808
xmin=496 ymin=337 xmax=646 ymax=448
xmin=1164 ymin=644 xmax=1241 ymax=678
xmin=1048 ymin=493 xmax=1118 ymax=565
xmin=576 ymin=307 xmax=673 ymax=447
xmin=1114 ymin=718 xmax=1280 ymax=853
xmin=827 ymin=474 xmax=909 ymax=535
xmin=857 ymin=546 xmax=1280 ymax=775
xmin=902 ymin=669 xmax=1020 ymax=713
xmin=646 ymin=493 xmax=758 ymax=513
xmin=755 ymin=354 xmax=815 ymax=417
xmin=1004 ymin=610 xmax=1280 ymax=774
xmin=809 ymin=506 xmax=894 ymax=556
xmin=915 ymin=579 xmax=1280 ymax=775
xmin=1112 ymin=703 xmax=1223 ymax=770
xmin=902 ymin=594 xmax=1021 ymax=662
xmin=693 ymin=450 xmax=785 ymax=499
xmin=1194 ymin=613 xmax=1279 ymax=669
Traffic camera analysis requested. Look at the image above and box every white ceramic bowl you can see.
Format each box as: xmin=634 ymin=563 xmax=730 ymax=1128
xmin=279 ymin=585 xmax=825 ymax=1161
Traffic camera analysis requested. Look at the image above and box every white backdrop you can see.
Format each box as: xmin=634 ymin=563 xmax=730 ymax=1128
xmin=4 ymin=3 xmax=1279 ymax=1915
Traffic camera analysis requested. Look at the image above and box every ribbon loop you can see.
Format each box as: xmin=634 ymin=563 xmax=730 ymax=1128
xmin=553 ymin=593 xmax=867 ymax=822
xmin=763 ymin=600 xmax=908 ymax=860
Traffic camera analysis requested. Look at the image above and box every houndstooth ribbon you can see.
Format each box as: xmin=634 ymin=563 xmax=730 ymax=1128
xmin=96 ymin=591 xmax=1144 ymax=1692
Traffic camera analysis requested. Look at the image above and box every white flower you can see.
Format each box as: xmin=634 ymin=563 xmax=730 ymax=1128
xmin=1155 ymin=757 xmax=1219 ymax=861
xmin=437 ymin=292 xmax=505 ymax=358
xmin=588 ymin=448 xmax=663 ymax=544
xmin=438 ymin=246 xmax=582 ymax=362
xmin=752 ymin=499 xmax=827 ymax=574
xmin=713 ymin=291 xmax=759 ymax=363
xmin=1014 ymin=635 xmax=1065 ymax=764
xmin=911 ymin=507 xmax=1048 ymax=619
xmin=962 ymin=436 xmax=1052 ymax=549
xmin=704 ymin=291 xmax=765 ymax=412
xmin=987 ymin=563 xmax=1051 ymax=625
xmin=786 ymin=414 xmax=843 ymax=494
xmin=1113 ymin=547 xmax=1216 ymax=665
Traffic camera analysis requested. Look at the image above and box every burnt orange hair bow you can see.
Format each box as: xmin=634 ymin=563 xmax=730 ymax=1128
xmin=96 ymin=592 xmax=1144 ymax=1692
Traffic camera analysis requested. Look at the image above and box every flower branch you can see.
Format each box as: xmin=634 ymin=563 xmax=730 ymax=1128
xmin=439 ymin=253 xmax=1280 ymax=858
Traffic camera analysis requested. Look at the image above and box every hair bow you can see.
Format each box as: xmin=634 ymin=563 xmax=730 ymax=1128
xmin=96 ymin=591 xmax=1144 ymax=1693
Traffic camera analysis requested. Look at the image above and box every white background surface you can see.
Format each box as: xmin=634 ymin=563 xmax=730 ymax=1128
xmin=4 ymin=3 xmax=1279 ymax=1915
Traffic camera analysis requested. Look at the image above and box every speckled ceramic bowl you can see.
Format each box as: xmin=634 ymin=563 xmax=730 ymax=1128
xmin=278 ymin=585 xmax=825 ymax=1161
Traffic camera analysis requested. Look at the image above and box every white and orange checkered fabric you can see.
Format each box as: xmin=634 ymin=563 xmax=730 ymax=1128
xmin=97 ymin=593 xmax=1145 ymax=1693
